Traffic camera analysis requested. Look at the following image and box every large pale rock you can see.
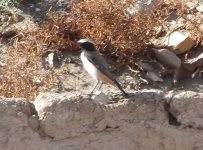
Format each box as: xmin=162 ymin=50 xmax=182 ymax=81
xmin=0 ymin=97 xmax=40 ymax=150
xmin=34 ymin=91 xmax=167 ymax=140
xmin=169 ymin=91 xmax=203 ymax=129
xmin=34 ymin=92 xmax=107 ymax=140
xmin=1 ymin=90 xmax=203 ymax=150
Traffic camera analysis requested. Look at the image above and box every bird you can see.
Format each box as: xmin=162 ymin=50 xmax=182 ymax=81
xmin=77 ymin=38 xmax=129 ymax=98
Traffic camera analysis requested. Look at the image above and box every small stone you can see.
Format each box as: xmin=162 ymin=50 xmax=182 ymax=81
xmin=146 ymin=71 xmax=163 ymax=82
xmin=136 ymin=60 xmax=153 ymax=71
xmin=33 ymin=77 xmax=43 ymax=86
xmin=21 ymin=25 xmax=28 ymax=30
xmin=182 ymin=53 xmax=203 ymax=71
xmin=35 ymin=8 xmax=41 ymax=12
xmin=43 ymin=52 xmax=54 ymax=68
xmin=0 ymin=62 xmax=6 ymax=67
xmin=185 ymin=2 xmax=198 ymax=10
xmin=125 ymin=0 xmax=157 ymax=16
xmin=199 ymin=24 xmax=203 ymax=32
xmin=196 ymin=4 xmax=203 ymax=12
xmin=29 ymin=4 xmax=34 ymax=8
xmin=17 ymin=112 xmax=23 ymax=116
xmin=164 ymin=31 xmax=196 ymax=54
xmin=47 ymin=53 xmax=54 ymax=65
xmin=92 ymin=91 xmax=110 ymax=105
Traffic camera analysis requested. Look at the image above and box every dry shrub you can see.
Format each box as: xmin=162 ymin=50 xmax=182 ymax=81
xmin=39 ymin=13 xmax=81 ymax=51
xmin=0 ymin=31 xmax=53 ymax=100
xmin=70 ymin=0 xmax=166 ymax=65
xmin=0 ymin=13 xmax=80 ymax=100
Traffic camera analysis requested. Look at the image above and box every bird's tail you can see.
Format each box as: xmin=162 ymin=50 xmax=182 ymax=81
xmin=113 ymin=79 xmax=129 ymax=98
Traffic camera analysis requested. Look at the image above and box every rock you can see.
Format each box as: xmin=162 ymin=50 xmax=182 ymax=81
xmin=33 ymin=77 xmax=43 ymax=86
xmin=125 ymin=0 xmax=157 ymax=16
xmin=199 ymin=24 xmax=203 ymax=32
xmin=183 ymin=52 xmax=203 ymax=71
xmin=146 ymin=71 xmax=163 ymax=82
xmin=34 ymin=92 xmax=107 ymax=140
xmin=185 ymin=2 xmax=198 ymax=10
xmin=91 ymin=91 xmax=110 ymax=105
xmin=164 ymin=31 xmax=196 ymax=54
xmin=0 ymin=97 xmax=41 ymax=150
xmin=196 ymin=4 xmax=203 ymax=12
xmin=34 ymin=91 xmax=167 ymax=140
xmin=0 ymin=62 xmax=6 ymax=67
xmin=47 ymin=52 xmax=54 ymax=65
xmin=152 ymin=48 xmax=181 ymax=69
xmin=169 ymin=91 xmax=203 ymax=129
xmin=42 ymin=52 xmax=55 ymax=69
xmin=0 ymin=97 xmax=38 ymax=128
xmin=35 ymin=8 xmax=41 ymax=12
xmin=136 ymin=60 xmax=153 ymax=71
xmin=1 ymin=91 xmax=203 ymax=149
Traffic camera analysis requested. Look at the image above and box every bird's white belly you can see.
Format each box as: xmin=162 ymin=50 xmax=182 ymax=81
xmin=81 ymin=52 xmax=98 ymax=79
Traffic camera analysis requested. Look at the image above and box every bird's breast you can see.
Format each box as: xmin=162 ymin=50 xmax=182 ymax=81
xmin=80 ymin=51 xmax=98 ymax=79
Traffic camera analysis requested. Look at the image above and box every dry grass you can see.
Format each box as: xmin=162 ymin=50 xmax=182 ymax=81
xmin=71 ymin=0 xmax=165 ymax=66
xmin=0 ymin=0 xmax=202 ymax=100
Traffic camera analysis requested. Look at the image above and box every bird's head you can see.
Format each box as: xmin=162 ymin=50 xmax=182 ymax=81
xmin=77 ymin=39 xmax=96 ymax=51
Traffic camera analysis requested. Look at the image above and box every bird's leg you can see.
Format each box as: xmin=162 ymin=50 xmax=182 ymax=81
xmin=90 ymin=80 xmax=100 ymax=95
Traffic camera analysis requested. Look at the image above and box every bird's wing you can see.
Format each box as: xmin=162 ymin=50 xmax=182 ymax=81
xmin=84 ymin=51 xmax=113 ymax=79
xmin=84 ymin=50 xmax=129 ymax=97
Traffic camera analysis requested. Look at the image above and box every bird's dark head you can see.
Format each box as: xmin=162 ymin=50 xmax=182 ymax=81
xmin=77 ymin=39 xmax=96 ymax=51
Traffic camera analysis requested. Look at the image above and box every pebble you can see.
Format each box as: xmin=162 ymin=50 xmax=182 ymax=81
xmin=152 ymin=48 xmax=181 ymax=69
xmin=91 ymin=91 xmax=110 ymax=105
xmin=164 ymin=31 xmax=195 ymax=54
xmin=35 ymin=8 xmax=41 ymax=12
xmin=196 ymin=4 xmax=203 ymax=13
xmin=199 ymin=24 xmax=203 ymax=32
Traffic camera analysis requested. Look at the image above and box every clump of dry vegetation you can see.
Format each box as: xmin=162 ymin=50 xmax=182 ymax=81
xmin=0 ymin=12 xmax=81 ymax=100
xmin=0 ymin=0 xmax=202 ymax=100
xmin=71 ymin=0 xmax=164 ymax=65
